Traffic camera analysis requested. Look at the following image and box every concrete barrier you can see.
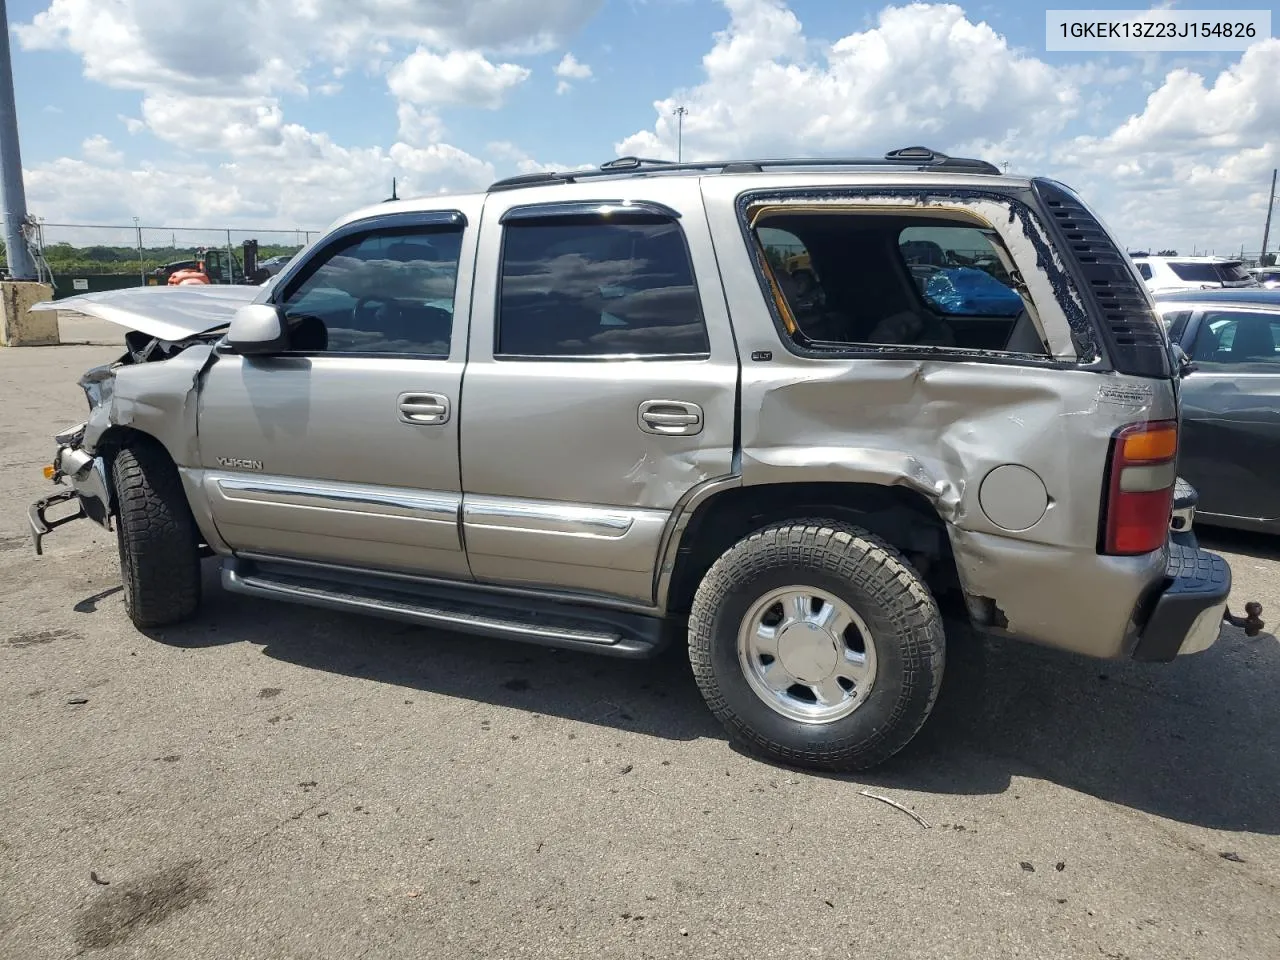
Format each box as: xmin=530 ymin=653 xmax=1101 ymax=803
xmin=0 ymin=281 xmax=57 ymax=346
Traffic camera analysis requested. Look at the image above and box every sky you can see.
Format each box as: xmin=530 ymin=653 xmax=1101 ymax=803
xmin=6 ymin=0 xmax=1278 ymax=255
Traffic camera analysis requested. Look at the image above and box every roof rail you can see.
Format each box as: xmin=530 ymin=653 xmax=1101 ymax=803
xmin=486 ymin=146 xmax=1000 ymax=192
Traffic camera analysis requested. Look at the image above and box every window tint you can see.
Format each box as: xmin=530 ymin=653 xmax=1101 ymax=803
xmin=1168 ymin=261 xmax=1248 ymax=283
xmin=281 ymin=227 xmax=462 ymax=356
xmin=1136 ymin=262 xmax=1153 ymax=280
xmin=497 ymin=218 xmax=708 ymax=358
xmin=750 ymin=212 xmax=1046 ymax=355
xmin=1190 ymin=311 xmax=1280 ymax=366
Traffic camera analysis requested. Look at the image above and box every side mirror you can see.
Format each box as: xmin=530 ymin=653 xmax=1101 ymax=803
xmin=1171 ymin=343 xmax=1197 ymax=378
xmin=227 ymin=303 xmax=287 ymax=355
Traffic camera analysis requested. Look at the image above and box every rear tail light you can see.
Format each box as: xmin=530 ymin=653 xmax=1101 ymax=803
xmin=1101 ymin=419 xmax=1178 ymax=556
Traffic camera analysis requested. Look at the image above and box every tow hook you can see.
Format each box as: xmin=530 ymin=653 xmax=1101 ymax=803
xmin=1223 ymin=602 xmax=1265 ymax=638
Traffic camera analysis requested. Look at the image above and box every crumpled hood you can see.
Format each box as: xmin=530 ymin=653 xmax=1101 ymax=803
xmin=31 ymin=284 xmax=269 ymax=341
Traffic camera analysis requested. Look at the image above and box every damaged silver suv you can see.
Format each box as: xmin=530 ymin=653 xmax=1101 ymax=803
xmin=29 ymin=147 xmax=1256 ymax=771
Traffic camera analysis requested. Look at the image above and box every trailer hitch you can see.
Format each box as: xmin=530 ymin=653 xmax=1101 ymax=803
xmin=1223 ymin=602 xmax=1265 ymax=638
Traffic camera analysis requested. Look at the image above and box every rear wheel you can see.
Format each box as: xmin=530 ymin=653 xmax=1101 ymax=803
xmin=112 ymin=439 xmax=202 ymax=629
xmin=688 ymin=519 xmax=945 ymax=771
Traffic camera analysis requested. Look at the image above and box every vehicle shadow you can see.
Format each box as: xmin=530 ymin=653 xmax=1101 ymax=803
xmin=133 ymin=560 xmax=1280 ymax=835
xmin=1198 ymin=525 xmax=1280 ymax=564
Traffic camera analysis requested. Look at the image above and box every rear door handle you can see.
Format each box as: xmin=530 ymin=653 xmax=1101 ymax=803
xmin=398 ymin=392 xmax=450 ymax=425
xmin=638 ymin=400 xmax=703 ymax=436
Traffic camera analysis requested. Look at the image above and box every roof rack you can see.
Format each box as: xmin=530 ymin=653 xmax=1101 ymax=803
xmin=487 ymin=146 xmax=1001 ymax=192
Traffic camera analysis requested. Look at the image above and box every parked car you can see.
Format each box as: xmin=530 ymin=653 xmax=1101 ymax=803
xmin=28 ymin=148 xmax=1253 ymax=771
xmin=1130 ymin=255 xmax=1259 ymax=293
xmin=1153 ymin=288 xmax=1280 ymax=534
xmin=1248 ymin=266 xmax=1280 ymax=289
xmin=258 ymin=255 xmax=294 ymax=277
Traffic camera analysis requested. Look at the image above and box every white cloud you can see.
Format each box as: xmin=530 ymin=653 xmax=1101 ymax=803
xmin=553 ymin=52 xmax=592 ymax=94
xmin=81 ymin=134 xmax=122 ymax=164
xmin=487 ymin=140 xmax=594 ymax=175
xmin=618 ymin=0 xmax=1277 ymax=253
xmin=1055 ymin=39 xmax=1280 ymax=254
xmin=140 ymin=95 xmax=287 ymax=153
xmin=26 ymin=136 xmax=496 ymax=231
xmin=554 ymin=52 xmax=592 ymax=79
xmin=396 ymin=103 xmax=446 ymax=147
xmin=16 ymin=0 xmax=601 ymax=94
xmin=618 ymin=0 xmax=1076 ymax=160
xmin=388 ymin=48 xmax=531 ymax=108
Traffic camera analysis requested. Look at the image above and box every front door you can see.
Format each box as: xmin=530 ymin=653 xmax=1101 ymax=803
xmin=196 ymin=205 xmax=481 ymax=579
xmin=459 ymin=182 xmax=739 ymax=605
xmin=1179 ymin=307 xmax=1280 ymax=524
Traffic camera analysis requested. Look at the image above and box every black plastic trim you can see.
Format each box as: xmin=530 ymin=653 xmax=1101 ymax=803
xmin=1130 ymin=543 xmax=1230 ymax=662
xmin=223 ymin=557 xmax=670 ymax=659
xmin=486 ymin=147 xmax=1000 ymax=191
xmin=1030 ymin=179 xmax=1171 ymax=379
xmin=499 ymin=200 xmax=682 ymax=223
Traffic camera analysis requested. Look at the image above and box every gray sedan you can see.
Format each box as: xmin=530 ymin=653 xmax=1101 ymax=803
xmin=1155 ymin=289 xmax=1280 ymax=533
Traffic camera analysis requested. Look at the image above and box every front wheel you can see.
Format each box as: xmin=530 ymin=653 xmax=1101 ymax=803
xmin=688 ymin=520 xmax=945 ymax=771
xmin=112 ymin=439 xmax=202 ymax=629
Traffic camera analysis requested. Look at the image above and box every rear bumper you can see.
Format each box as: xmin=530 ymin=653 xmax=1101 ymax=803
xmin=1130 ymin=542 xmax=1231 ymax=662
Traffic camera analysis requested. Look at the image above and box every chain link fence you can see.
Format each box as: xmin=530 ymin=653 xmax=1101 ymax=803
xmin=8 ymin=222 xmax=322 ymax=298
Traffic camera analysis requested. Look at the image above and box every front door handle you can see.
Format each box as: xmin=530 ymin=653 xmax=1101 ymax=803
xmin=638 ymin=400 xmax=703 ymax=436
xmin=398 ymin=392 xmax=450 ymax=425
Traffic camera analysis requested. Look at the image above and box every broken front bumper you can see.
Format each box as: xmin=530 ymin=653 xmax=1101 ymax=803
xmin=28 ymin=423 xmax=112 ymax=555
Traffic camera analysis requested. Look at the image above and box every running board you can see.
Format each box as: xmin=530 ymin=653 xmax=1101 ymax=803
xmin=220 ymin=558 xmax=668 ymax=658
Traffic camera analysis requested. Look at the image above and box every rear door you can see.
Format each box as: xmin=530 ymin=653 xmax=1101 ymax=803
xmin=196 ymin=203 xmax=481 ymax=578
xmin=1178 ymin=307 xmax=1280 ymax=523
xmin=459 ymin=181 xmax=739 ymax=605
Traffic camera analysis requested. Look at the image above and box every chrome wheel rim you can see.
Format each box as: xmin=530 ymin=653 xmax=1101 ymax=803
xmin=736 ymin=585 xmax=878 ymax=724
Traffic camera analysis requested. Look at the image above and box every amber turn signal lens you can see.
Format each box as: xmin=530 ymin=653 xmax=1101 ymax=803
xmin=42 ymin=465 xmax=56 ymax=479
xmin=1121 ymin=426 xmax=1177 ymax=462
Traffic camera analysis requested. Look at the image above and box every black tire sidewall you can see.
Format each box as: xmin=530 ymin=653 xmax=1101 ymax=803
xmin=707 ymin=561 xmax=916 ymax=754
xmin=689 ymin=521 xmax=946 ymax=770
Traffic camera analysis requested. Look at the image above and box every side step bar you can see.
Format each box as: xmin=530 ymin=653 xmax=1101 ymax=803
xmin=221 ymin=558 xmax=669 ymax=659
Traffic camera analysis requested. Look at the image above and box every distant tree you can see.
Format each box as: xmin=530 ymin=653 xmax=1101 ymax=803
xmin=1263 ymin=253 xmax=1277 ymax=267
xmin=1156 ymin=249 xmax=1178 ymax=257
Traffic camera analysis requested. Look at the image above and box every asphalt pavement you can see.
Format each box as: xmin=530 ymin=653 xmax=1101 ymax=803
xmin=2 ymin=323 xmax=1278 ymax=959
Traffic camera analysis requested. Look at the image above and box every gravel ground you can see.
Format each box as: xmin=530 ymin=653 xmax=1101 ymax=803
xmin=2 ymin=329 xmax=1278 ymax=960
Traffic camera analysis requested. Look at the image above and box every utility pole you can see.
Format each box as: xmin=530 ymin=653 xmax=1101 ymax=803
xmin=0 ymin=0 xmax=35 ymax=280
xmin=673 ymin=106 xmax=687 ymax=163
xmin=1261 ymin=168 xmax=1277 ymax=265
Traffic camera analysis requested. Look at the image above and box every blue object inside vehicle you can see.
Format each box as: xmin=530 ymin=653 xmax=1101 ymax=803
xmin=924 ymin=267 xmax=1024 ymax=316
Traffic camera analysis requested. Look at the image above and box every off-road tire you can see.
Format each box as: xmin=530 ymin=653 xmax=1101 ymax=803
xmin=112 ymin=439 xmax=202 ymax=628
xmin=689 ymin=519 xmax=945 ymax=771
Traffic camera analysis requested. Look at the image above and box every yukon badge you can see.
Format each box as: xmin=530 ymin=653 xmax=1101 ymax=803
xmin=216 ymin=456 xmax=264 ymax=471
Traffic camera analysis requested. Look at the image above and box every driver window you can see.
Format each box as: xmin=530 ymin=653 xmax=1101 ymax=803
xmin=280 ymin=226 xmax=463 ymax=356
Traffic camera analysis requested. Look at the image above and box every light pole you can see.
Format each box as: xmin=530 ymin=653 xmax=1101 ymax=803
xmin=1260 ymin=168 xmax=1277 ymax=265
xmin=0 ymin=0 xmax=36 ymax=280
xmin=673 ymin=105 xmax=687 ymax=163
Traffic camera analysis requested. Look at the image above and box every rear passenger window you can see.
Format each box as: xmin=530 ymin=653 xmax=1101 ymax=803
xmin=281 ymin=227 xmax=462 ymax=356
xmin=751 ymin=211 xmax=1047 ymax=355
xmin=497 ymin=218 xmax=709 ymax=358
